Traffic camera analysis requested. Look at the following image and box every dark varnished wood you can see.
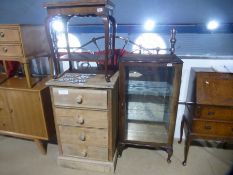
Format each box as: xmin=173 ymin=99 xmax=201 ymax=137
xmin=44 ymin=0 xmax=114 ymax=8
xmin=44 ymin=0 xmax=116 ymax=81
xmin=118 ymin=54 xmax=183 ymax=162
xmin=178 ymin=68 xmax=233 ymax=165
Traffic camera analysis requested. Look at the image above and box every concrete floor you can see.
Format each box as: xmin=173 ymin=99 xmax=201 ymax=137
xmin=0 ymin=135 xmax=232 ymax=175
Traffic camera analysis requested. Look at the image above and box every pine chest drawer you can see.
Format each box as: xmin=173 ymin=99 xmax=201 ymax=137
xmin=55 ymin=108 xmax=108 ymax=129
xmin=52 ymin=87 xmax=107 ymax=109
xmin=59 ymin=125 xmax=108 ymax=160
xmin=0 ymin=44 xmax=23 ymax=57
xmin=0 ymin=27 xmax=21 ymax=42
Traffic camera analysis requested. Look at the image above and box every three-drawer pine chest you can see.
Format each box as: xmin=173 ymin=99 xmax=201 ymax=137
xmin=46 ymin=72 xmax=118 ymax=173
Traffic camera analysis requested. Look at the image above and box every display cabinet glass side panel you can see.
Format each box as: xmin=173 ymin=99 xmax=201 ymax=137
xmin=124 ymin=64 xmax=175 ymax=144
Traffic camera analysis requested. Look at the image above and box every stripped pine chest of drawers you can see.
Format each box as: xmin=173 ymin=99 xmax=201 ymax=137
xmin=46 ymin=72 xmax=118 ymax=173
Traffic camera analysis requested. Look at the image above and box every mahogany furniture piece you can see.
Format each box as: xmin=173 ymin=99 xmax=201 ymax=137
xmin=118 ymin=54 xmax=183 ymax=162
xmin=44 ymin=0 xmax=116 ymax=82
xmin=0 ymin=24 xmax=51 ymax=88
xmin=0 ymin=24 xmax=55 ymax=154
xmin=178 ymin=68 xmax=233 ymax=165
xmin=46 ymin=72 xmax=118 ymax=172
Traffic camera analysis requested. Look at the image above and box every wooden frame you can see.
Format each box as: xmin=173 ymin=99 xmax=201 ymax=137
xmin=178 ymin=68 xmax=233 ymax=166
xmin=0 ymin=24 xmax=51 ymax=88
xmin=44 ymin=0 xmax=116 ymax=82
xmin=46 ymin=72 xmax=119 ymax=172
xmin=118 ymin=54 xmax=183 ymax=162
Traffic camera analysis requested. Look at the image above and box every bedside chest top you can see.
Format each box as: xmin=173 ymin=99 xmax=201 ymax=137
xmin=187 ymin=67 xmax=233 ymax=107
xmin=46 ymin=71 xmax=118 ymax=89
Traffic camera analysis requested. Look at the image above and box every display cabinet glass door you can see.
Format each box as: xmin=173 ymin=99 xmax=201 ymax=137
xmin=124 ymin=65 xmax=175 ymax=143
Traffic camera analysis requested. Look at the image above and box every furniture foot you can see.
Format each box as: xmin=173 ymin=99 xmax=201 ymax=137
xmin=183 ymin=132 xmax=191 ymax=166
xmin=117 ymin=143 xmax=126 ymax=158
xmin=178 ymin=115 xmax=185 ymax=144
xmin=222 ymin=141 xmax=227 ymax=149
xmin=166 ymin=147 xmax=173 ymax=163
xmin=34 ymin=139 xmax=47 ymax=155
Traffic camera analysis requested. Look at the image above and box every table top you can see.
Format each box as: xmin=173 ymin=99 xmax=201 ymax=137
xmin=44 ymin=0 xmax=114 ymax=8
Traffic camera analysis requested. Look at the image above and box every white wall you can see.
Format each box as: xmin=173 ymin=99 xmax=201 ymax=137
xmin=174 ymin=58 xmax=233 ymax=138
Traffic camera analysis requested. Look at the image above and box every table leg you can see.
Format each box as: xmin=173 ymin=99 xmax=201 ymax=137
xmin=34 ymin=139 xmax=47 ymax=155
xmin=183 ymin=131 xmax=191 ymax=166
xmin=167 ymin=146 xmax=173 ymax=163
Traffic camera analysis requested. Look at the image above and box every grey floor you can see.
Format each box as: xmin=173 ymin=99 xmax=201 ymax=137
xmin=0 ymin=135 xmax=232 ymax=175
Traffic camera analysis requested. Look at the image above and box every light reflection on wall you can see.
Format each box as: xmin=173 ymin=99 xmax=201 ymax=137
xmin=56 ymin=33 xmax=81 ymax=70
xmin=57 ymin=33 xmax=81 ymax=52
xmin=132 ymin=33 xmax=167 ymax=54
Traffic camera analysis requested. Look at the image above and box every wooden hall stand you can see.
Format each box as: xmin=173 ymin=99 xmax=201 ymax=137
xmin=0 ymin=24 xmax=55 ymax=154
xmin=178 ymin=68 xmax=233 ymax=165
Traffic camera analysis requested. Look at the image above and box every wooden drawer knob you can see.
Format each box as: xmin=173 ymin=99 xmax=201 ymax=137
xmin=79 ymin=133 xmax=86 ymax=141
xmin=81 ymin=150 xmax=87 ymax=157
xmin=0 ymin=32 xmax=4 ymax=38
xmin=76 ymin=116 xmax=84 ymax=124
xmin=2 ymin=47 xmax=8 ymax=53
xmin=76 ymin=95 xmax=83 ymax=104
xmin=76 ymin=116 xmax=84 ymax=125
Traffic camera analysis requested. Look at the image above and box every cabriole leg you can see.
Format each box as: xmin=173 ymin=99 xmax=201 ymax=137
xmin=178 ymin=115 xmax=185 ymax=144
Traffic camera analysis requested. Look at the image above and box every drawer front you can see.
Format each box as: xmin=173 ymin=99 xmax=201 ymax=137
xmin=59 ymin=126 xmax=108 ymax=160
xmin=61 ymin=143 xmax=108 ymax=161
xmin=0 ymin=45 xmax=23 ymax=57
xmin=192 ymin=120 xmax=233 ymax=137
xmin=196 ymin=72 xmax=233 ymax=106
xmin=52 ymin=88 xmax=107 ymax=109
xmin=55 ymin=108 xmax=108 ymax=129
xmin=58 ymin=126 xmax=108 ymax=147
xmin=195 ymin=106 xmax=233 ymax=121
xmin=0 ymin=28 xmax=20 ymax=42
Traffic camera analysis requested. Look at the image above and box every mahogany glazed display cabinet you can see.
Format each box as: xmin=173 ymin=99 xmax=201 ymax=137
xmin=118 ymin=54 xmax=183 ymax=162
